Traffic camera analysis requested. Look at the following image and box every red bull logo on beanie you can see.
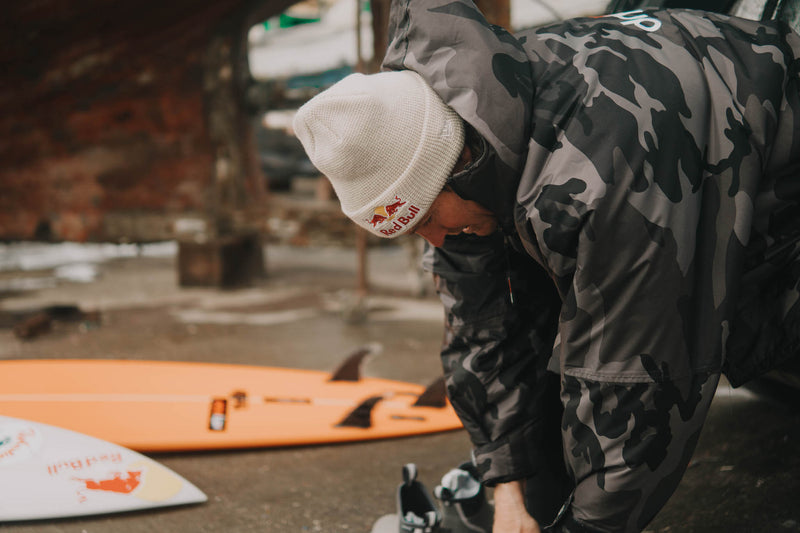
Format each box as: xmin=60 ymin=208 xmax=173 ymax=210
xmin=366 ymin=196 xmax=421 ymax=236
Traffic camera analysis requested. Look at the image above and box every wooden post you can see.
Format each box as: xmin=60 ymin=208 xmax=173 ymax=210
xmin=369 ymin=0 xmax=390 ymax=72
xmin=355 ymin=0 xmax=369 ymax=299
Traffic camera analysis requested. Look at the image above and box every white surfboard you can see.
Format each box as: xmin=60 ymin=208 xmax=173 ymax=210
xmin=0 ymin=415 xmax=207 ymax=521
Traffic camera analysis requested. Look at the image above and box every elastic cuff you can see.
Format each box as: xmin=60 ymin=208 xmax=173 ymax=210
xmin=472 ymin=421 xmax=542 ymax=486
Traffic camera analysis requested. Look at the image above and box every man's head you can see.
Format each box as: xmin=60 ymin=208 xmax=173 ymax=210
xmin=292 ymin=70 xmax=468 ymax=241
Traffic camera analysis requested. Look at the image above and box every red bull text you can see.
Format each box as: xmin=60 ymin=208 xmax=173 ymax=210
xmin=379 ymin=204 xmax=420 ymax=236
xmin=366 ymin=196 xmax=420 ymax=236
xmin=48 ymin=452 xmax=123 ymax=476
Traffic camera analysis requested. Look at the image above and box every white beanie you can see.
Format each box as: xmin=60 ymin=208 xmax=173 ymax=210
xmin=292 ymin=71 xmax=465 ymax=238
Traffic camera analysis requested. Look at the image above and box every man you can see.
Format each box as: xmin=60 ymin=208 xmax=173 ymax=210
xmin=293 ymin=2 xmax=800 ymax=531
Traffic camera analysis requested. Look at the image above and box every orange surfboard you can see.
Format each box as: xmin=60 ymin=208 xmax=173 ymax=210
xmin=0 ymin=349 xmax=462 ymax=452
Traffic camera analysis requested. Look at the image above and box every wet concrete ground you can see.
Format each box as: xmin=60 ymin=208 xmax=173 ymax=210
xmin=0 ymin=242 xmax=798 ymax=532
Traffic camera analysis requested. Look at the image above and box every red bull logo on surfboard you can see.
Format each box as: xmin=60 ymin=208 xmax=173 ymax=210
xmin=73 ymin=471 xmax=142 ymax=494
xmin=366 ymin=196 xmax=421 ymax=237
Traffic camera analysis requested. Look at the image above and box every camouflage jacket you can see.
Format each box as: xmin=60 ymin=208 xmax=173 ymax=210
xmin=382 ymin=1 xmax=800 ymax=497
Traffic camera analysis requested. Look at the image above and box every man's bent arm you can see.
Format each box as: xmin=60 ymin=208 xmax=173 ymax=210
xmin=425 ymin=233 xmax=569 ymax=523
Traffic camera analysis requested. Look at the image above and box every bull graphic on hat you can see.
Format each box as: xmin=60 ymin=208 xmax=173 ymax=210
xmin=367 ymin=196 xmax=406 ymax=227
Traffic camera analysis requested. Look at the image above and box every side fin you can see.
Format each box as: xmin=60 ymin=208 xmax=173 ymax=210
xmin=336 ymin=395 xmax=383 ymax=428
xmin=413 ymin=376 xmax=448 ymax=408
xmin=329 ymin=343 xmax=382 ymax=382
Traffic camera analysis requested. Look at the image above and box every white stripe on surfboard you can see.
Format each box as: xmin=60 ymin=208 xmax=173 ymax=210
xmin=0 ymin=393 xmax=413 ymax=408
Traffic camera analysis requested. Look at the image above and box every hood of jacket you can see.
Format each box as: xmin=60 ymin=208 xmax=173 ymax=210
xmin=380 ymin=0 xmax=533 ymax=231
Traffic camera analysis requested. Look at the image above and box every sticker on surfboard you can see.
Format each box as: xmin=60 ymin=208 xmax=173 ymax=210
xmin=0 ymin=415 xmax=206 ymax=522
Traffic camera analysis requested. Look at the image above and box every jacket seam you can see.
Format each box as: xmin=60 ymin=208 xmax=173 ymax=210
xmin=564 ymin=365 xmax=720 ymax=384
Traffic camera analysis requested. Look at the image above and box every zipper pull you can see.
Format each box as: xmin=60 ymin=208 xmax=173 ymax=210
xmin=504 ymin=235 xmax=515 ymax=305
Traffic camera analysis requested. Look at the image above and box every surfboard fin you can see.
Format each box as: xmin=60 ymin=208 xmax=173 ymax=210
xmin=338 ymin=376 xmax=448 ymax=428
xmin=336 ymin=395 xmax=382 ymax=428
xmin=329 ymin=343 xmax=382 ymax=382
xmin=413 ymin=376 xmax=447 ymax=408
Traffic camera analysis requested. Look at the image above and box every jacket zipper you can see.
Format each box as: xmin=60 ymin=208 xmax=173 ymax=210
xmin=504 ymin=234 xmax=515 ymax=305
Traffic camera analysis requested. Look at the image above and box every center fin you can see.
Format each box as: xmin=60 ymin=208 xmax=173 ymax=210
xmin=329 ymin=343 xmax=383 ymax=382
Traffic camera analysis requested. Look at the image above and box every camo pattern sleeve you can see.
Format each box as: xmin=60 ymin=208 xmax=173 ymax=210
xmin=424 ymin=233 xmax=570 ymax=521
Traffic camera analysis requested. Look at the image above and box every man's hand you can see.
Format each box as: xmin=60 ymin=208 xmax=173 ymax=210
xmin=492 ymin=480 xmax=541 ymax=533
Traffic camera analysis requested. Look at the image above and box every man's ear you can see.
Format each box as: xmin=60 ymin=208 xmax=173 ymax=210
xmin=457 ymin=143 xmax=473 ymax=172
